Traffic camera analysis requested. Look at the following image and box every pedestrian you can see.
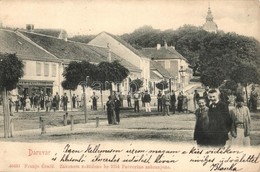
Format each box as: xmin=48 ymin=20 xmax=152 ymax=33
xmin=203 ymin=87 xmax=210 ymax=107
xmin=90 ymin=92 xmax=99 ymax=110
xmin=194 ymin=98 xmax=209 ymax=146
xmin=33 ymin=94 xmax=40 ymax=111
xmin=230 ymin=96 xmax=251 ymax=146
xmin=133 ymin=91 xmax=140 ymax=112
xmin=193 ymin=90 xmax=200 ymax=109
xmin=54 ymin=92 xmax=60 ymax=110
xmin=40 ymin=92 xmax=44 ymax=110
xmin=143 ymin=90 xmax=151 ymax=112
xmin=62 ymin=93 xmax=68 ymax=111
xmin=72 ymin=94 xmax=76 ymax=109
xmin=76 ymin=95 xmax=81 ymax=108
xmin=25 ymin=95 xmax=31 ymax=111
xmin=207 ymin=89 xmax=232 ymax=147
xmin=127 ymin=92 xmax=132 ymax=107
xmin=170 ymin=90 xmax=176 ymax=114
xmin=106 ymin=96 xmax=115 ymax=125
xmin=119 ymin=92 xmax=124 ymax=108
xmin=177 ymin=91 xmax=184 ymax=113
xmin=141 ymin=91 xmax=145 ymax=107
xmin=45 ymin=94 xmax=52 ymax=112
xmin=114 ymin=97 xmax=121 ymax=124
xmin=182 ymin=93 xmax=188 ymax=113
xmin=162 ymin=91 xmax=170 ymax=116
xmin=157 ymin=90 xmax=163 ymax=112
xmin=249 ymin=86 xmax=258 ymax=112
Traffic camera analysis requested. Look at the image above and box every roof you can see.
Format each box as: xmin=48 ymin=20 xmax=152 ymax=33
xmin=99 ymin=32 xmax=146 ymax=58
xmin=140 ymin=47 xmax=187 ymax=61
xmin=19 ymin=30 xmax=106 ymax=63
xmin=0 ymin=29 xmax=59 ymax=62
xmin=30 ymin=29 xmax=66 ymax=38
xmin=150 ymin=60 xmax=173 ymax=78
xmin=86 ymin=45 xmax=141 ymax=73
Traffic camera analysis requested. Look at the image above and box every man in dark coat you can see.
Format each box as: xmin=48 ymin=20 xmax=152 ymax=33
xmin=157 ymin=90 xmax=163 ymax=112
xmin=207 ymin=89 xmax=232 ymax=147
xmin=106 ymin=96 xmax=115 ymax=125
xmin=170 ymin=90 xmax=176 ymax=114
xmin=114 ymin=97 xmax=121 ymax=124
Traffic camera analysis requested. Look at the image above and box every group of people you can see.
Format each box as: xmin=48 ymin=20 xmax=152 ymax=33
xmin=106 ymin=94 xmax=121 ymax=125
xmin=193 ymin=89 xmax=251 ymax=147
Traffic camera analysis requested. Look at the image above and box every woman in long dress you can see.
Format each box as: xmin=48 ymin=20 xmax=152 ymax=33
xmin=230 ymin=96 xmax=251 ymax=146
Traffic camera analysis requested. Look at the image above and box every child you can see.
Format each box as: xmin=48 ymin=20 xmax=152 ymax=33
xmin=193 ymin=98 xmax=209 ymax=146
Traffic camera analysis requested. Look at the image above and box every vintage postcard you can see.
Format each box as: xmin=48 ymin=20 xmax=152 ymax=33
xmin=0 ymin=0 xmax=259 ymax=171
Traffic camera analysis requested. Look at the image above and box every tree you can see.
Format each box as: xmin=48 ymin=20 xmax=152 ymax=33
xmin=230 ymin=64 xmax=260 ymax=106
xmin=62 ymin=60 xmax=97 ymax=123
xmin=91 ymin=60 xmax=129 ymax=106
xmin=129 ymin=79 xmax=143 ymax=92
xmin=156 ymin=80 xmax=169 ymax=91
xmin=0 ymin=53 xmax=24 ymax=138
xmin=200 ymin=67 xmax=226 ymax=88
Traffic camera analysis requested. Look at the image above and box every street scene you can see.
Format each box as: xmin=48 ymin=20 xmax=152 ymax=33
xmin=0 ymin=1 xmax=260 ymax=171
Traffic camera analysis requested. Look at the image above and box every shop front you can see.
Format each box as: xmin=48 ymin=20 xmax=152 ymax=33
xmin=17 ymin=80 xmax=54 ymax=96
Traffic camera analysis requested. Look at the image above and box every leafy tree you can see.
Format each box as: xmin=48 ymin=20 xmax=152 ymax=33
xmin=230 ymin=64 xmax=260 ymax=106
xmin=129 ymin=79 xmax=143 ymax=92
xmin=0 ymin=53 xmax=24 ymax=138
xmin=62 ymin=60 xmax=97 ymax=123
xmin=200 ymin=67 xmax=226 ymax=88
xmin=156 ymin=80 xmax=169 ymax=91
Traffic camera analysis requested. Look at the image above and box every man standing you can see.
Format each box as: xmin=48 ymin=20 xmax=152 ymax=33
xmin=250 ymin=86 xmax=258 ymax=112
xmin=62 ymin=93 xmax=68 ymax=111
xmin=157 ymin=90 xmax=163 ymax=112
xmin=203 ymin=87 xmax=210 ymax=107
xmin=143 ymin=90 xmax=151 ymax=112
xmin=193 ymin=90 xmax=200 ymax=109
xmin=127 ymin=92 xmax=132 ymax=107
xmin=133 ymin=91 xmax=140 ymax=112
xmin=72 ymin=94 xmax=76 ymax=109
xmin=90 ymin=92 xmax=99 ymax=110
xmin=54 ymin=92 xmax=60 ymax=110
xmin=207 ymin=89 xmax=232 ymax=147
xmin=163 ymin=91 xmax=171 ymax=116
xmin=119 ymin=92 xmax=124 ymax=108
xmin=170 ymin=90 xmax=176 ymax=114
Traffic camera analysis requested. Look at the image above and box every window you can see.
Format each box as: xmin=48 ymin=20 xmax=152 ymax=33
xmin=44 ymin=63 xmax=49 ymax=76
xmin=36 ymin=62 xmax=41 ymax=76
xmin=52 ymin=64 xmax=57 ymax=77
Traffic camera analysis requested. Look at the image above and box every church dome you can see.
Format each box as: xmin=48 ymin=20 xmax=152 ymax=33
xmin=202 ymin=7 xmax=218 ymax=33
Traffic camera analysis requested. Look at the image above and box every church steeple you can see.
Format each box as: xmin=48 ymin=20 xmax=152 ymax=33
xmin=202 ymin=3 xmax=218 ymax=33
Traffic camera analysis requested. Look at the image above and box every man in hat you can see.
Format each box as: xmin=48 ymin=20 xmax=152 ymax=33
xmin=157 ymin=90 xmax=163 ymax=112
xmin=143 ymin=90 xmax=151 ymax=112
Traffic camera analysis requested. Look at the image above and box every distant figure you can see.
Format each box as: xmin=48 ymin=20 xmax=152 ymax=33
xmin=72 ymin=94 xmax=76 ymax=109
xmin=230 ymin=96 xmax=251 ymax=146
xmin=182 ymin=93 xmax=188 ymax=113
xmin=177 ymin=91 xmax=184 ymax=113
xmin=141 ymin=91 xmax=145 ymax=107
xmin=62 ymin=93 xmax=68 ymax=111
xmin=162 ymin=91 xmax=171 ymax=116
xmin=193 ymin=90 xmax=200 ymax=109
xmin=54 ymin=92 xmax=60 ymax=110
xmin=143 ymin=90 xmax=151 ymax=112
xmin=170 ymin=90 xmax=176 ymax=114
xmin=203 ymin=87 xmax=210 ymax=107
xmin=25 ymin=96 xmax=31 ymax=111
xmin=114 ymin=97 xmax=121 ymax=124
xmin=133 ymin=91 xmax=140 ymax=112
xmin=157 ymin=90 xmax=163 ymax=112
xmin=45 ymin=94 xmax=52 ymax=112
xmin=249 ymin=86 xmax=258 ymax=112
xmin=194 ymin=98 xmax=209 ymax=146
xmin=90 ymin=92 xmax=99 ymax=110
xmin=76 ymin=95 xmax=81 ymax=108
xmin=127 ymin=92 xmax=132 ymax=107
xmin=119 ymin=92 xmax=124 ymax=108
xmin=106 ymin=96 xmax=115 ymax=125
xmin=40 ymin=92 xmax=45 ymax=110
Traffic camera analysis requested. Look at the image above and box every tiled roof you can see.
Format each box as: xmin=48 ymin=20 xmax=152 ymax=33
xmin=101 ymin=32 xmax=146 ymax=58
xmin=150 ymin=60 xmax=173 ymax=78
xmin=87 ymin=45 xmax=141 ymax=73
xmin=20 ymin=31 xmax=106 ymax=63
xmin=140 ymin=47 xmax=187 ymax=61
xmin=0 ymin=29 xmax=59 ymax=61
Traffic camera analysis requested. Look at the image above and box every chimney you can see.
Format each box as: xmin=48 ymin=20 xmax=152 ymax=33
xmin=107 ymin=43 xmax=112 ymax=62
xmin=164 ymin=40 xmax=168 ymax=49
xmin=26 ymin=24 xmax=34 ymax=32
xmin=156 ymin=44 xmax=161 ymax=50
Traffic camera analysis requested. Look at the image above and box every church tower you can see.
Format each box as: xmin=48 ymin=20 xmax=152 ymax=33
xmin=202 ymin=5 xmax=218 ymax=33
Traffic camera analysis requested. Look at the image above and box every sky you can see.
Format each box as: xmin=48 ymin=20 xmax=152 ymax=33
xmin=0 ymin=0 xmax=259 ymax=40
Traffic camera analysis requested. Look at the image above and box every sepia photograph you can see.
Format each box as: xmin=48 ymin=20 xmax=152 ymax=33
xmin=0 ymin=0 xmax=260 ymax=171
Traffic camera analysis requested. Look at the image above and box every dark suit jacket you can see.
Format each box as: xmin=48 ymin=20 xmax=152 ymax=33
xmin=207 ymin=101 xmax=231 ymax=146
